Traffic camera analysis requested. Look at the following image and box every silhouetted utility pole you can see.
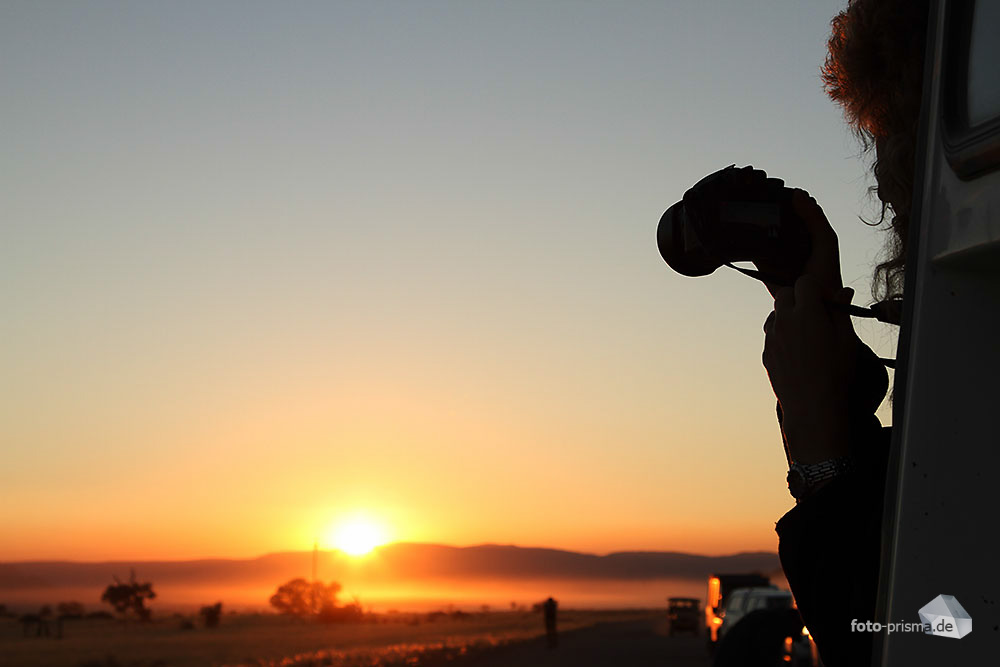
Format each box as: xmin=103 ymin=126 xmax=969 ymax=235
xmin=311 ymin=539 xmax=318 ymax=614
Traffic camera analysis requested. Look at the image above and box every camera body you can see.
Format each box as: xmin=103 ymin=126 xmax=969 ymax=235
xmin=657 ymin=165 xmax=811 ymax=286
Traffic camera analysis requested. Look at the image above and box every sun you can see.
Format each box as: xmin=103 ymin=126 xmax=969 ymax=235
xmin=329 ymin=516 xmax=387 ymax=557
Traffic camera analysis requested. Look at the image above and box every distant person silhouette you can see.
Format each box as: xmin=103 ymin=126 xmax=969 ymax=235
xmin=759 ymin=1 xmax=929 ymax=665
xmin=543 ymin=597 xmax=558 ymax=649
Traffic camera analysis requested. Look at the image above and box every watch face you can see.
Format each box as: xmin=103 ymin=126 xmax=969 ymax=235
xmin=787 ymin=467 xmax=807 ymax=499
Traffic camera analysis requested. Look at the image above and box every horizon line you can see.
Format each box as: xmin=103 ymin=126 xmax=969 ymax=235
xmin=0 ymin=541 xmax=778 ymax=565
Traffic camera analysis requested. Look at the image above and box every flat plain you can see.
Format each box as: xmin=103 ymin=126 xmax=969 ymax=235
xmin=1 ymin=609 xmax=704 ymax=667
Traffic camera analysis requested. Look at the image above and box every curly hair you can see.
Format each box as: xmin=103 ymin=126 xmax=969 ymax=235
xmin=822 ymin=0 xmax=931 ymax=303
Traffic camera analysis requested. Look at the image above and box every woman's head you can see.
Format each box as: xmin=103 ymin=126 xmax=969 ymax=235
xmin=822 ymin=0 xmax=931 ymax=303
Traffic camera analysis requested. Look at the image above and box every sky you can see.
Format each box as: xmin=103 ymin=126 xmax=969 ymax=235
xmin=1 ymin=0 xmax=899 ymax=562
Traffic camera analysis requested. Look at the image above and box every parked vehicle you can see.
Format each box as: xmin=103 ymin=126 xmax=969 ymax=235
xmin=876 ymin=2 xmax=1000 ymax=665
xmin=705 ymin=573 xmax=772 ymax=644
xmin=713 ymin=606 xmax=818 ymax=667
xmin=667 ymin=597 xmax=700 ymax=636
xmin=716 ymin=587 xmax=793 ymax=642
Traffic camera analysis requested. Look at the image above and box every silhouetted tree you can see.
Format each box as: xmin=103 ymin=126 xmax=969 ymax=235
xmin=101 ymin=570 xmax=156 ymax=621
xmin=269 ymin=578 xmax=342 ymax=617
xmin=200 ymin=602 xmax=223 ymax=628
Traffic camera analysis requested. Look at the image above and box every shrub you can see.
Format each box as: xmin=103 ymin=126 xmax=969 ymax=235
xmin=57 ymin=601 xmax=85 ymax=618
xmin=200 ymin=602 xmax=223 ymax=628
xmin=316 ymin=602 xmax=364 ymax=624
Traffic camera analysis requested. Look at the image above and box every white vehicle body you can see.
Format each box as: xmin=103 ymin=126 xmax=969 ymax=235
xmin=877 ymin=1 xmax=1000 ymax=664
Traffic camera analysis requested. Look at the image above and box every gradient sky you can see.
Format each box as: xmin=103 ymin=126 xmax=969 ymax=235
xmin=2 ymin=1 xmax=898 ymax=561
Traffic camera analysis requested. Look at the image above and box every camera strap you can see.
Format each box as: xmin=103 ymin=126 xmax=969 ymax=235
xmin=724 ymin=262 xmax=901 ymax=368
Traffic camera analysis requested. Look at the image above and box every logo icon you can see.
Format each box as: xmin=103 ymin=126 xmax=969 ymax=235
xmin=918 ymin=594 xmax=972 ymax=639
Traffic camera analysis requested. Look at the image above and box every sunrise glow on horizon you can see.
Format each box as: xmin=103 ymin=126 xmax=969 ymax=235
xmin=1 ymin=1 xmax=898 ymax=565
xmin=326 ymin=515 xmax=390 ymax=557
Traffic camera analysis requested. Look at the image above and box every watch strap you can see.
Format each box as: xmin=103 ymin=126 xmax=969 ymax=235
xmin=787 ymin=456 xmax=855 ymax=500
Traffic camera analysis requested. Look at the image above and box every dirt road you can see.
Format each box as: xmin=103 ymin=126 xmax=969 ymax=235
xmin=460 ymin=618 xmax=711 ymax=667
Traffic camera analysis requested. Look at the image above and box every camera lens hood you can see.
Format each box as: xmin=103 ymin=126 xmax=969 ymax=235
xmin=657 ymin=200 xmax=724 ymax=277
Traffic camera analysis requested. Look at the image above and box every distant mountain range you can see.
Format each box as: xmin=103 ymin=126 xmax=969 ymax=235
xmin=0 ymin=543 xmax=779 ymax=591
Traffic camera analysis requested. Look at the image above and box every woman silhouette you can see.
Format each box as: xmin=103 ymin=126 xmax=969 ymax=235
xmin=761 ymin=1 xmax=931 ymax=665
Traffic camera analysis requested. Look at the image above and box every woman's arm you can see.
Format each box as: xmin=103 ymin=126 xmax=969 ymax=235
xmin=759 ymin=194 xmax=892 ymax=665
xmin=760 ymin=191 xmax=860 ymax=465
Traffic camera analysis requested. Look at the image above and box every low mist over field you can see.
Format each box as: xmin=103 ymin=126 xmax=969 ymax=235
xmin=0 ymin=543 xmax=779 ymax=612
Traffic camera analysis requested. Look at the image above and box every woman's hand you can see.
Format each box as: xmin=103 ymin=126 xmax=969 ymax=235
xmin=757 ymin=190 xmax=845 ymax=299
xmin=763 ymin=276 xmax=857 ymax=463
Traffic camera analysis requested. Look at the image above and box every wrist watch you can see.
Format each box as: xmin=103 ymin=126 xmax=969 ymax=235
xmin=787 ymin=456 xmax=855 ymax=500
